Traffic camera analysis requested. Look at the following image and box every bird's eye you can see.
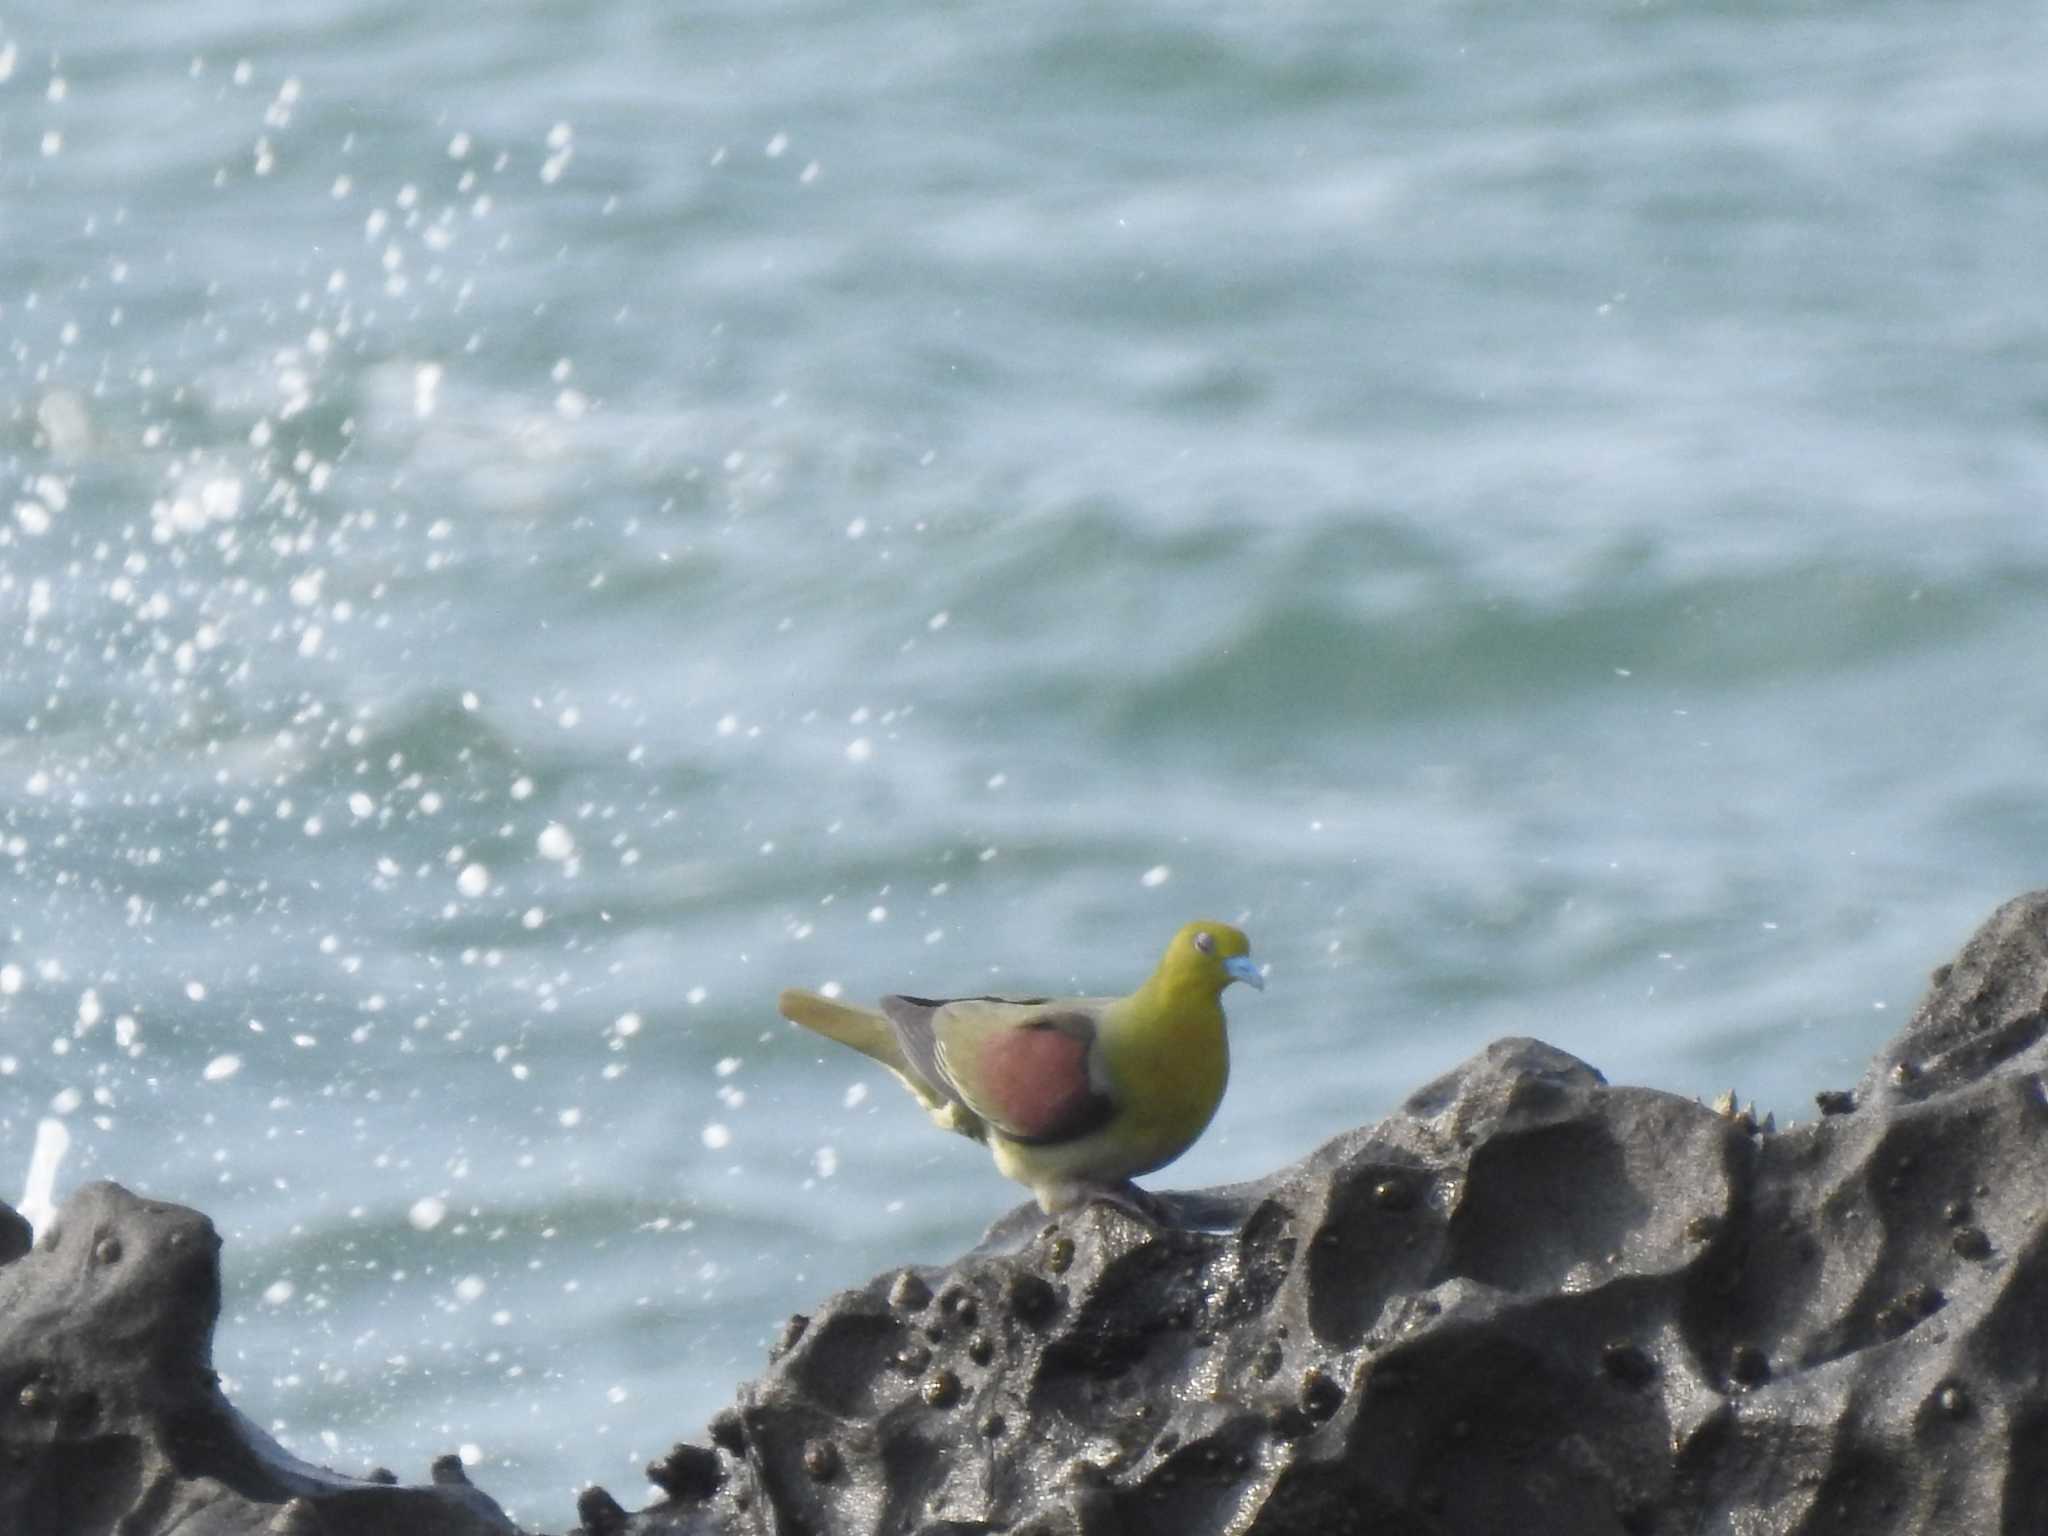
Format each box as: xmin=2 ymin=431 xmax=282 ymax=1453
xmin=1193 ymin=930 xmax=1216 ymax=955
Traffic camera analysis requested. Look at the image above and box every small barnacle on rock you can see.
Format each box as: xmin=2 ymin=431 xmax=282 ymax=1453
xmin=1004 ymin=1271 xmax=1060 ymax=1326
xmin=889 ymin=1270 xmax=932 ymax=1312
xmin=772 ymin=1314 xmax=809 ymax=1357
xmin=1300 ymin=1366 xmax=1343 ymax=1420
xmin=1710 ymin=1095 xmax=1764 ymax=1134
xmin=1877 ymin=1283 xmax=1945 ymax=1336
xmin=802 ymin=1438 xmax=840 ymax=1481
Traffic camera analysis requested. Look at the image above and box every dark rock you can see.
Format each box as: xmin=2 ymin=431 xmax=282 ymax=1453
xmin=1600 ymin=1340 xmax=1657 ymax=1390
xmin=706 ymin=1407 xmax=746 ymax=1454
xmin=1728 ymin=1341 xmax=1772 ymax=1386
xmin=0 ymin=1181 xmax=516 ymax=1536
xmin=0 ymin=1204 xmax=32 ymax=1266
xmin=576 ymin=1484 xmax=629 ymax=1536
xmin=645 ymin=1443 xmax=724 ymax=1502
xmin=632 ymin=892 xmax=2048 ymax=1535
xmin=770 ymin=1314 xmax=809 ymax=1359
xmin=21 ymin=891 xmax=2048 ymax=1536
xmin=1857 ymin=889 xmax=2048 ymax=1106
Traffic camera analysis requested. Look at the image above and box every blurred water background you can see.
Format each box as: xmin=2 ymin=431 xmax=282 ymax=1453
xmin=3 ymin=0 xmax=2046 ymax=1522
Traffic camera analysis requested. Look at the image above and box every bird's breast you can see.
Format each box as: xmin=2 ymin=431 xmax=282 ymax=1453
xmin=1104 ymin=1000 xmax=1229 ymax=1161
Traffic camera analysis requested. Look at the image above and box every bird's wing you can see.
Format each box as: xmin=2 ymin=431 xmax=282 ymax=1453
xmin=879 ymin=994 xmax=1117 ymax=1145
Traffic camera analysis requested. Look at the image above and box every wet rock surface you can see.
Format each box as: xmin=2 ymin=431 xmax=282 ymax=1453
xmin=0 ymin=1181 xmax=516 ymax=1536
xmin=615 ymin=891 xmax=2048 ymax=1535
xmin=13 ymin=892 xmax=2048 ymax=1534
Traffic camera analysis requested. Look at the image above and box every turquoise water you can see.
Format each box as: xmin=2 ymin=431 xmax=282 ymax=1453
xmin=4 ymin=0 xmax=2046 ymax=1522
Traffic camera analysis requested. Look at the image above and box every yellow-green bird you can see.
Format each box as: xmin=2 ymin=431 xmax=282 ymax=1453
xmin=778 ymin=920 xmax=1262 ymax=1215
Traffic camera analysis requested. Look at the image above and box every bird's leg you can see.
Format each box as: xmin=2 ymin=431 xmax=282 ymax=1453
xmin=1066 ymin=1179 xmax=1167 ymax=1225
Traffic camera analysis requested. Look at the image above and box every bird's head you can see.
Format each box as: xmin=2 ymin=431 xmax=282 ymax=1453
xmin=1164 ymin=919 xmax=1264 ymax=995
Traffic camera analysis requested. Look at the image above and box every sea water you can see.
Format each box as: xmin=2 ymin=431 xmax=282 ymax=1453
xmin=3 ymin=0 xmax=2045 ymax=1521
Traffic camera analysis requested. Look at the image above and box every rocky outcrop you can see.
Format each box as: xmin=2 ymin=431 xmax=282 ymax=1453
xmin=0 ymin=1181 xmax=516 ymax=1536
xmin=620 ymin=891 xmax=2048 ymax=1535
xmin=10 ymin=892 xmax=2048 ymax=1535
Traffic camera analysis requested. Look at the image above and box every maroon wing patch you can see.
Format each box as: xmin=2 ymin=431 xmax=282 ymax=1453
xmin=974 ymin=1020 xmax=1113 ymax=1145
xmin=880 ymin=996 xmax=1116 ymax=1146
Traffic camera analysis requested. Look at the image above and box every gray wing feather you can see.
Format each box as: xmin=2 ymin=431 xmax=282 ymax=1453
xmin=877 ymin=994 xmax=966 ymax=1109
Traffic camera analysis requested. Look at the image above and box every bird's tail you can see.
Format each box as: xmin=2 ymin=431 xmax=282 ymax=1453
xmin=778 ymin=989 xmax=912 ymax=1075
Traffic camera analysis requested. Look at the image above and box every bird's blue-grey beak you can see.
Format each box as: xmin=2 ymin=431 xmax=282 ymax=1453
xmin=1225 ymin=955 xmax=1265 ymax=991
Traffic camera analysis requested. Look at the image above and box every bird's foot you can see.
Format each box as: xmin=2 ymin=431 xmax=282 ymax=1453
xmin=1047 ymin=1179 xmax=1167 ymax=1225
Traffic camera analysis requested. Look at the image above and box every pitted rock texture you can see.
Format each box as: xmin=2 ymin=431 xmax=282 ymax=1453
xmin=16 ymin=894 xmax=2048 ymax=1535
xmin=0 ymin=1181 xmax=516 ymax=1536
xmin=611 ymin=892 xmax=2048 ymax=1536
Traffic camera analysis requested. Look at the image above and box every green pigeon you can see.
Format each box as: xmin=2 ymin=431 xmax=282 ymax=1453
xmin=779 ymin=920 xmax=1262 ymax=1214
